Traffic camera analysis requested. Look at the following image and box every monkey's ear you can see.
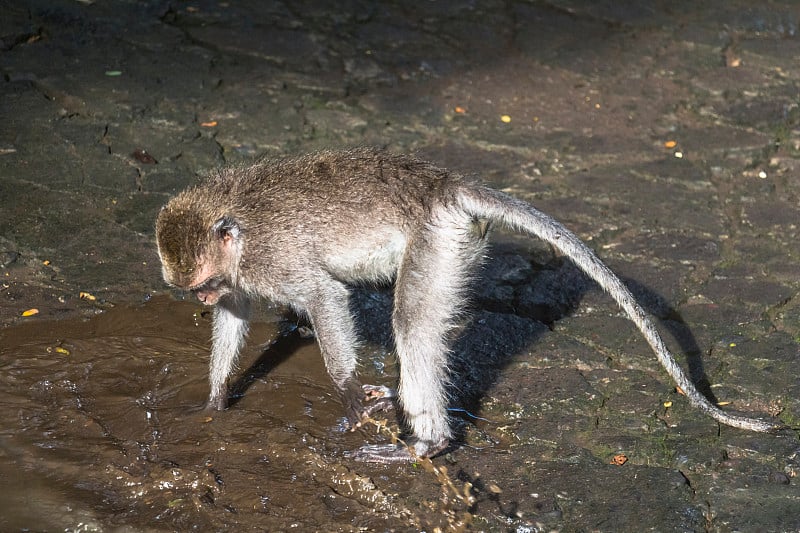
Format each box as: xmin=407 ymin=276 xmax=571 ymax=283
xmin=211 ymin=216 xmax=241 ymax=242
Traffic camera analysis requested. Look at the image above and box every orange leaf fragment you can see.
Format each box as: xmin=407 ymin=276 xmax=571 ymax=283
xmin=676 ymin=386 xmax=686 ymax=396
xmin=22 ymin=308 xmax=39 ymax=317
xmin=201 ymin=121 xmax=218 ymax=127
xmin=454 ymin=106 xmax=466 ymax=114
xmin=610 ymin=454 xmax=628 ymax=466
xmin=664 ymin=140 xmax=677 ymax=148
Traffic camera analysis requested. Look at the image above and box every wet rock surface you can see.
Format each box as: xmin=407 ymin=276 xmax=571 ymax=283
xmin=1 ymin=0 xmax=799 ymax=530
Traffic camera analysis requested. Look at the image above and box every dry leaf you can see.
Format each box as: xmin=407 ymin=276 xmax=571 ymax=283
xmin=610 ymin=454 xmax=628 ymax=466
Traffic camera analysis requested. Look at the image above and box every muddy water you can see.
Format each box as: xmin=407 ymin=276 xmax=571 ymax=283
xmin=0 ymin=296 xmax=446 ymax=531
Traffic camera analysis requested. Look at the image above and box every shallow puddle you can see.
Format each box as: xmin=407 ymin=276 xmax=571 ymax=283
xmin=0 ymin=297 xmax=441 ymax=531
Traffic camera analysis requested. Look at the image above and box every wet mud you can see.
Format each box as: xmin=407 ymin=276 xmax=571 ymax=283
xmin=2 ymin=0 xmax=800 ymax=531
xmin=0 ymin=296 xmax=416 ymax=530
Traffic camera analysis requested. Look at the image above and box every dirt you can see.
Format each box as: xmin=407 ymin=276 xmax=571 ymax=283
xmin=1 ymin=0 xmax=799 ymax=531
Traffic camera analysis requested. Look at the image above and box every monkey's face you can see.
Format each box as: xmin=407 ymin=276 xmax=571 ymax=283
xmin=155 ymin=201 xmax=240 ymax=306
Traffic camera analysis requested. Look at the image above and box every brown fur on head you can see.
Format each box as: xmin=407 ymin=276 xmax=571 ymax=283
xmin=155 ymin=191 xmax=240 ymax=305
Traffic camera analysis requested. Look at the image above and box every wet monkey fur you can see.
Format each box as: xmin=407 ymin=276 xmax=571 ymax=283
xmin=155 ymin=148 xmax=782 ymax=463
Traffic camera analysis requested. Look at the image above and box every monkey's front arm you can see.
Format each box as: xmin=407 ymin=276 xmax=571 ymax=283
xmin=207 ymin=292 xmax=251 ymax=410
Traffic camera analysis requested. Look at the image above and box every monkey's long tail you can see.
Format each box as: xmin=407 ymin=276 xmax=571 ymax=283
xmin=457 ymin=185 xmax=783 ymax=433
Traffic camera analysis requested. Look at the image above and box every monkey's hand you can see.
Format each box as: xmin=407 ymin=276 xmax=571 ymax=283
xmin=361 ymin=384 xmax=396 ymax=413
xmin=346 ymin=438 xmax=449 ymax=464
xmin=339 ymin=380 xmax=397 ymax=429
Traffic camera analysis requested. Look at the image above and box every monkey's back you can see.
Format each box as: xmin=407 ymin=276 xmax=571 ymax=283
xmin=199 ymin=148 xmax=469 ymax=292
xmin=211 ymin=148 xmax=459 ymax=218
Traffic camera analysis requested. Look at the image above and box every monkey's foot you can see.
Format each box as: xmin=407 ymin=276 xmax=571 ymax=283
xmin=346 ymin=438 xmax=449 ymax=464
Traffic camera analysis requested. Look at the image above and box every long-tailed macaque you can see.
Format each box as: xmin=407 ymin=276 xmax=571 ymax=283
xmin=155 ymin=148 xmax=781 ymax=463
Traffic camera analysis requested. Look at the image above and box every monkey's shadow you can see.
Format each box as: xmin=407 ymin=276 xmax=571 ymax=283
xmin=347 ymin=241 xmax=717 ymax=440
xmin=226 ymin=324 xmax=313 ymax=408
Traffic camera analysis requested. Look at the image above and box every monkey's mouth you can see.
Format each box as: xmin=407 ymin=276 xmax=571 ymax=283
xmin=190 ymin=276 xmax=227 ymax=305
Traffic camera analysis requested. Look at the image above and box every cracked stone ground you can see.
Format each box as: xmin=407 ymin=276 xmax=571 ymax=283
xmin=1 ymin=1 xmax=799 ymax=531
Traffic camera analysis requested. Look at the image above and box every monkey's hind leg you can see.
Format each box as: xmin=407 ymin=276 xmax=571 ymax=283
xmin=208 ymin=292 xmax=251 ymax=410
xmin=305 ymin=278 xmax=396 ymax=429
xmin=351 ymin=212 xmax=484 ymax=463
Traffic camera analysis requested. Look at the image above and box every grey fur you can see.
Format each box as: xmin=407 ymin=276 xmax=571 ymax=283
xmin=155 ymin=147 xmax=782 ymax=463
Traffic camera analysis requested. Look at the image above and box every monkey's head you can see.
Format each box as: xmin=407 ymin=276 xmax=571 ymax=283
xmin=155 ymin=196 xmax=241 ymax=306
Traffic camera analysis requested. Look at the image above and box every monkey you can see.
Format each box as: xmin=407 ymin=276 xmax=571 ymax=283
xmin=155 ymin=147 xmax=782 ymax=463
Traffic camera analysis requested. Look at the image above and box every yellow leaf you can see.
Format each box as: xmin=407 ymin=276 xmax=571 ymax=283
xmin=21 ymin=308 xmax=39 ymax=317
